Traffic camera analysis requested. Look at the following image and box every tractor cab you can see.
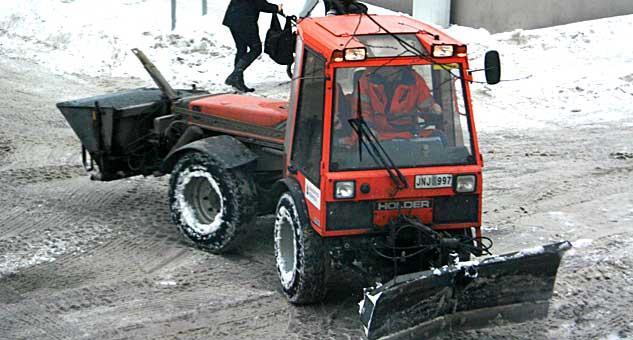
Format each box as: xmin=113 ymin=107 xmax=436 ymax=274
xmin=285 ymin=15 xmax=490 ymax=239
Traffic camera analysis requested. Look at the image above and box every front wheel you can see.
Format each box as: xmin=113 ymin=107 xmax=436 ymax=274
xmin=168 ymin=152 xmax=256 ymax=254
xmin=274 ymin=192 xmax=327 ymax=304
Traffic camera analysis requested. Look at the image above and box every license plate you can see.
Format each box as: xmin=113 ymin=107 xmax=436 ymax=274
xmin=415 ymin=174 xmax=453 ymax=189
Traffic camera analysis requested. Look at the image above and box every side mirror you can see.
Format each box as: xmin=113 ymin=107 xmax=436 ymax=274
xmin=484 ymin=51 xmax=501 ymax=85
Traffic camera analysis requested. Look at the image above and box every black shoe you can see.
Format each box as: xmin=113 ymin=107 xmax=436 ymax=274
xmin=231 ymin=82 xmax=253 ymax=93
xmin=226 ymin=77 xmax=252 ymax=93
xmin=224 ymin=71 xmax=238 ymax=86
xmin=238 ymin=74 xmax=255 ymax=92
xmin=226 ymin=59 xmax=255 ymax=92
xmin=225 ymin=72 xmax=249 ymax=92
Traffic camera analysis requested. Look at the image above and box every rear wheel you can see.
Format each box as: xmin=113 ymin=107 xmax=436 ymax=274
xmin=274 ymin=192 xmax=327 ymax=304
xmin=168 ymin=152 xmax=256 ymax=254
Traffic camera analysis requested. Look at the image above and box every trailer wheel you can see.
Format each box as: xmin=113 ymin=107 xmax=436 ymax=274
xmin=169 ymin=152 xmax=256 ymax=254
xmin=274 ymin=192 xmax=327 ymax=304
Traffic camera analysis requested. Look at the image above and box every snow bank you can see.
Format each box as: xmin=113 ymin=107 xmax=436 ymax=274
xmin=1 ymin=1 xmax=632 ymax=131
xmin=0 ymin=0 xmax=290 ymax=95
xmin=446 ymin=16 xmax=633 ymax=131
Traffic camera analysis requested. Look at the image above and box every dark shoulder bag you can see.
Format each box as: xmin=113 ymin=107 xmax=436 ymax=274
xmin=264 ymin=14 xmax=296 ymax=66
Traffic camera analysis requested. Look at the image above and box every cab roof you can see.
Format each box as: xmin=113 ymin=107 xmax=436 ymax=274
xmin=297 ymin=14 xmax=464 ymax=59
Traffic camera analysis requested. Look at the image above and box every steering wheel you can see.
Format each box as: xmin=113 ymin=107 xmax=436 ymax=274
xmin=385 ymin=112 xmax=441 ymax=132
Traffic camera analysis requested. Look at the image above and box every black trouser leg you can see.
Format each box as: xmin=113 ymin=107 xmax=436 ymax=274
xmin=230 ymin=29 xmax=248 ymax=67
xmin=226 ymin=28 xmax=260 ymax=92
xmin=324 ymin=0 xmax=332 ymax=14
xmin=231 ymin=28 xmax=262 ymax=71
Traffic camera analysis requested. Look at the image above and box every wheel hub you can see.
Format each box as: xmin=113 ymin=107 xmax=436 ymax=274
xmin=276 ymin=207 xmax=297 ymax=288
xmin=176 ymin=169 xmax=224 ymax=235
xmin=186 ymin=176 xmax=221 ymax=224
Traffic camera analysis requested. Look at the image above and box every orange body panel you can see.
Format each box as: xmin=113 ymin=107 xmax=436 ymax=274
xmin=298 ymin=15 xmax=464 ymax=62
xmin=318 ymin=166 xmax=483 ymax=236
xmin=189 ymin=94 xmax=288 ymax=128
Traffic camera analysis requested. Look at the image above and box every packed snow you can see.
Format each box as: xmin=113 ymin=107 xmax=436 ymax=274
xmin=0 ymin=228 xmax=105 ymax=278
xmin=514 ymin=245 xmax=545 ymax=257
xmin=572 ymin=238 xmax=593 ymax=248
xmin=1 ymin=0 xmax=631 ymax=132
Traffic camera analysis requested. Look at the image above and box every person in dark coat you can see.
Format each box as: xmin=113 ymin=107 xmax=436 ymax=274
xmin=329 ymin=0 xmax=367 ymax=15
xmin=299 ymin=0 xmax=366 ymax=18
xmin=223 ymin=0 xmax=282 ymax=92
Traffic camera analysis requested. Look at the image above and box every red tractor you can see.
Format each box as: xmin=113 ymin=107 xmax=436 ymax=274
xmin=58 ymin=14 xmax=570 ymax=339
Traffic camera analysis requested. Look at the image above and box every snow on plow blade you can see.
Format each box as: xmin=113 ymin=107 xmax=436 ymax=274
xmin=359 ymin=241 xmax=572 ymax=340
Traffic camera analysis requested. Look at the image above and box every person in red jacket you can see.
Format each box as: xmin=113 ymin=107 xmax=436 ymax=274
xmin=355 ymin=66 xmax=444 ymax=141
xmin=223 ymin=0 xmax=283 ymax=92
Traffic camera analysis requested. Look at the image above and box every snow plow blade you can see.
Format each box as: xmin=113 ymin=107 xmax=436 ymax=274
xmin=359 ymin=241 xmax=572 ymax=340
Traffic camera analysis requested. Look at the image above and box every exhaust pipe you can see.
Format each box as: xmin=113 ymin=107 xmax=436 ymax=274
xmin=131 ymin=48 xmax=180 ymax=101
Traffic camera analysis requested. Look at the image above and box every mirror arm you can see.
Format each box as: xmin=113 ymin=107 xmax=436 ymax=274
xmin=467 ymin=68 xmax=488 ymax=75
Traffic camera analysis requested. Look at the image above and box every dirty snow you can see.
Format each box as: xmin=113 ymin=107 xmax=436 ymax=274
xmin=0 ymin=225 xmax=110 ymax=278
xmin=572 ymin=239 xmax=593 ymax=248
xmin=0 ymin=248 xmax=57 ymax=277
xmin=157 ymin=280 xmax=178 ymax=287
xmin=514 ymin=245 xmax=545 ymax=257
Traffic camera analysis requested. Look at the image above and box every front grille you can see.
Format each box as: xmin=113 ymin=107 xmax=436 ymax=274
xmin=433 ymin=195 xmax=479 ymax=224
xmin=326 ymin=201 xmax=373 ymax=231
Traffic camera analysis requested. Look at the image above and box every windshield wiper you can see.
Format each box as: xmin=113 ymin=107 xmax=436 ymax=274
xmin=348 ymin=83 xmax=408 ymax=191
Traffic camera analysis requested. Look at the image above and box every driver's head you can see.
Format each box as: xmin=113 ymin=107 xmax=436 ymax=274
xmin=372 ymin=66 xmax=414 ymax=83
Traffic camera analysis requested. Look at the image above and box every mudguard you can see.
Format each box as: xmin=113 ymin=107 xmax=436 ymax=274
xmin=275 ymin=177 xmax=311 ymax=225
xmin=359 ymin=241 xmax=572 ymax=340
xmin=162 ymin=135 xmax=257 ymax=173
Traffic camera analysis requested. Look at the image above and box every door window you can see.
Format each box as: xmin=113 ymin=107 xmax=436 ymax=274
xmin=291 ymin=49 xmax=326 ymax=182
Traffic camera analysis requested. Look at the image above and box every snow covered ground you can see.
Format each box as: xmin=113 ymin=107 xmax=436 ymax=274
xmin=1 ymin=1 xmax=632 ymax=339
xmin=1 ymin=0 xmax=632 ymax=132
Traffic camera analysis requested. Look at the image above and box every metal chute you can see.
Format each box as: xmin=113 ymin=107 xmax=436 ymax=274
xmin=360 ymin=241 xmax=571 ymax=340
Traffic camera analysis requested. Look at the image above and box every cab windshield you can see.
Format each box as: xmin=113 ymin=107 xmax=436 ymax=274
xmin=330 ymin=64 xmax=475 ymax=171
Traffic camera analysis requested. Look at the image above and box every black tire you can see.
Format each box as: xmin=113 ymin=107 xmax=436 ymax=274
xmin=274 ymin=192 xmax=327 ymax=304
xmin=168 ymin=152 xmax=256 ymax=254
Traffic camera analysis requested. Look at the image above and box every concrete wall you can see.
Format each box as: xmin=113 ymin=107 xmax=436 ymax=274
xmin=413 ymin=0 xmax=451 ymax=27
xmin=451 ymin=0 xmax=633 ymax=33
xmin=364 ymin=0 xmax=633 ymax=33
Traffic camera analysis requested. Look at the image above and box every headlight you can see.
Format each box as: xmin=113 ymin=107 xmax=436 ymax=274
xmin=432 ymin=44 xmax=454 ymax=57
xmin=334 ymin=181 xmax=355 ymax=199
xmin=345 ymin=48 xmax=366 ymax=61
xmin=455 ymin=175 xmax=476 ymax=193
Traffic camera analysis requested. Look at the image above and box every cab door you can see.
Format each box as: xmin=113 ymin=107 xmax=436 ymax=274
xmin=287 ymin=48 xmax=327 ymax=228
